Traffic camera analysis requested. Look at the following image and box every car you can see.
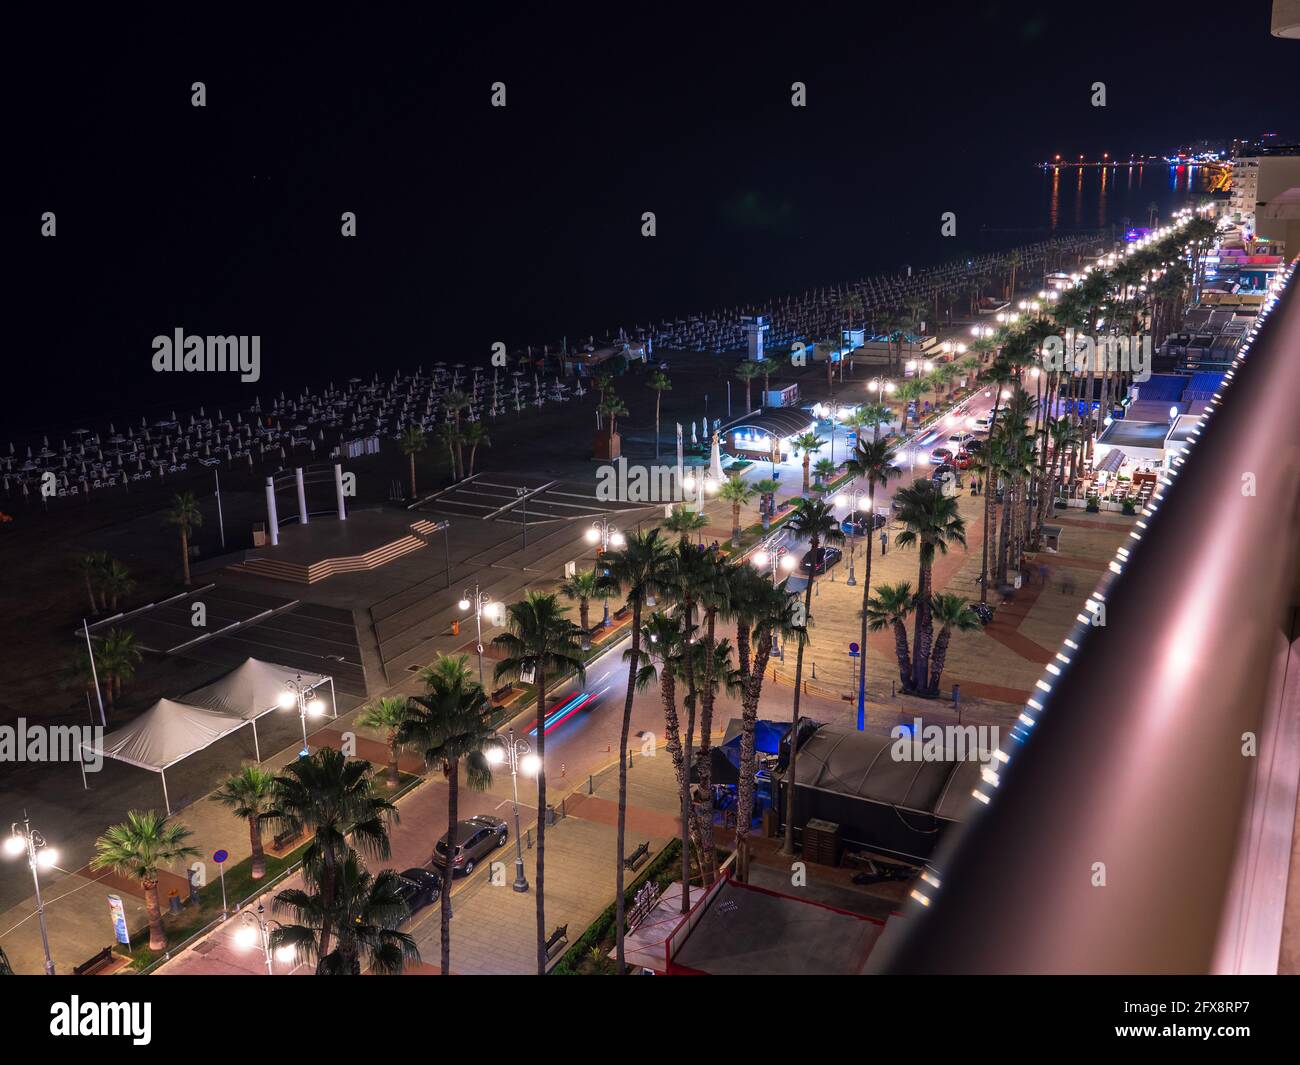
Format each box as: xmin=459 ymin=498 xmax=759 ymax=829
xmin=947 ymin=431 xmax=975 ymax=448
xmin=801 ymin=546 xmax=843 ymax=574
xmin=963 ymin=438 xmax=985 ymax=455
xmin=930 ymin=446 xmax=954 ymax=463
xmin=434 ymin=815 xmax=509 ymax=876
xmin=971 ymin=414 xmax=993 ymax=433
xmin=392 ymin=867 xmax=442 ymax=915
xmin=954 ymin=450 xmax=974 ymax=470
xmin=929 ymin=463 xmax=956 ymax=483
xmin=842 ymin=512 xmax=887 ymax=537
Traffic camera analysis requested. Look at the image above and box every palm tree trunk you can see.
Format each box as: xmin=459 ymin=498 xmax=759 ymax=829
xmin=782 ymin=549 xmax=816 ymax=855
xmin=409 ymin=453 xmax=418 ymax=497
xmin=735 ymin=630 xmax=772 ymax=881
xmin=180 ymin=528 xmax=191 ymax=586
xmin=614 ymin=599 xmax=642 ymax=972
xmin=387 ymin=735 xmax=400 ymax=788
xmin=441 ymin=756 xmax=458 ymax=975
xmin=534 ymin=673 xmax=547 ymax=974
xmin=84 ymin=573 xmax=97 ymax=614
xmin=857 ymin=487 xmax=876 ymax=715
xmin=248 ymin=815 xmax=266 ymax=879
xmin=679 ymin=597 xmax=697 ymax=913
xmin=144 ymin=878 xmax=166 ymax=950
xmin=697 ymin=612 xmax=719 ymax=885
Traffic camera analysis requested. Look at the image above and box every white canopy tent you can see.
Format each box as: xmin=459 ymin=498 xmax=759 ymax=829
xmin=79 ymin=659 xmax=336 ymax=814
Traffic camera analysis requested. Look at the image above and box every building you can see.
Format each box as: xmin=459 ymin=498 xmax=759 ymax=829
xmin=1230 ymin=153 xmax=1300 ymax=250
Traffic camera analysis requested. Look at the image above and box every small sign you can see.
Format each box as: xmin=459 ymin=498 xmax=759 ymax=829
xmin=213 ymin=849 xmax=228 ymax=864
xmin=848 ymin=642 xmax=860 ymax=656
xmin=107 ymin=894 xmax=131 ymax=946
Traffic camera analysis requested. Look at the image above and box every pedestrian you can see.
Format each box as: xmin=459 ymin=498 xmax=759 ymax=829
xmin=880 ymin=528 xmax=888 ymax=556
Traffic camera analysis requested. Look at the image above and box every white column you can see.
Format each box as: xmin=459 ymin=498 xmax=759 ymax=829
xmin=265 ymin=477 xmax=279 ymax=546
xmin=295 ymin=467 xmax=309 ymax=525
xmin=334 ymin=463 xmax=347 ymax=520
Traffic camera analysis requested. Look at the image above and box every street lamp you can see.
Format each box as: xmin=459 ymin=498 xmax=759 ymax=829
xmin=4 ymin=815 xmax=58 ymax=974
xmin=458 ymin=583 xmax=501 ymax=687
xmin=234 ymin=899 xmax=295 ymax=974
xmin=277 ymin=674 xmax=326 ymax=758
xmin=585 ymin=518 xmax=624 ymax=626
xmin=834 ymin=487 xmax=870 ymax=586
xmin=486 ymin=728 xmax=540 ymax=892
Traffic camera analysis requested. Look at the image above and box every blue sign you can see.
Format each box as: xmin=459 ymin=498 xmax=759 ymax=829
xmin=107 ymin=894 xmax=131 ymax=946
xmin=848 ymin=642 xmax=860 ymax=656
xmin=213 ymin=849 xmax=229 ymax=864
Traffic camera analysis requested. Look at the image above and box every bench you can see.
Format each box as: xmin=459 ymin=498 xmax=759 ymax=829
xmin=491 ymin=684 xmax=513 ymax=703
xmin=272 ymin=825 xmax=304 ymax=851
xmin=73 ymin=946 xmax=116 ymax=976
xmin=544 ymin=923 xmax=569 ymax=960
xmin=623 ymin=841 xmax=650 ymax=871
xmin=612 ymin=606 xmax=631 ymax=623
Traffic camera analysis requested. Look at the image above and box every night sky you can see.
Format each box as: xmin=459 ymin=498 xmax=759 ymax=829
xmin=6 ymin=3 xmax=1297 ymax=433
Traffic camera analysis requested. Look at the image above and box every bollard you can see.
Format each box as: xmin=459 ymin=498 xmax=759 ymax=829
xmin=526 ymin=827 xmax=533 ymax=850
xmin=545 ymin=805 xmax=556 ymax=827
xmin=168 ymin=890 xmax=182 ymax=915
xmin=627 ymin=748 xmax=634 ymax=769
xmin=588 ymin=774 xmax=594 ymax=795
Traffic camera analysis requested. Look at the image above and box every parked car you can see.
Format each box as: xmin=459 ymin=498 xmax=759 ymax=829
xmin=842 ymin=513 xmax=887 ymax=537
xmin=963 ymin=438 xmax=985 ymax=455
xmin=392 ymin=867 xmax=442 ymax=916
xmin=434 ymin=815 xmax=509 ymax=876
xmin=953 ymin=450 xmax=974 ymax=470
xmin=929 ymin=463 xmax=956 ymax=483
xmin=800 ymin=546 xmax=843 ymax=574
xmin=972 ymin=414 xmax=993 ymax=432
xmin=930 ymin=446 xmax=954 ymax=463
xmin=947 ymin=431 xmax=975 ymax=448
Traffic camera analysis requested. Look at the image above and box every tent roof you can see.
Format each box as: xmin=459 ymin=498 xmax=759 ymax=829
xmin=791 ymin=724 xmax=984 ymax=822
xmin=86 ymin=699 xmax=251 ymax=773
xmin=183 ymin=657 xmax=330 ymax=721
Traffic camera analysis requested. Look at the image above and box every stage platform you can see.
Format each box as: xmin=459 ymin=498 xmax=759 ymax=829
xmin=228 ymin=510 xmax=435 ymax=584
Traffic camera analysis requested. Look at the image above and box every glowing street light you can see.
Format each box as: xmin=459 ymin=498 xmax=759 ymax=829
xmin=5 ymin=815 xmax=58 ymax=974
xmin=459 ymin=582 xmax=502 ymax=685
xmin=279 ymin=674 xmax=326 ymax=758
xmin=485 ymin=727 xmax=537 ymax=892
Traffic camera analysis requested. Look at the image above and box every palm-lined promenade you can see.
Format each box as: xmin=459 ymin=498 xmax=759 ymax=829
xmin=2 ymin=210 xmax=1233 ymax=976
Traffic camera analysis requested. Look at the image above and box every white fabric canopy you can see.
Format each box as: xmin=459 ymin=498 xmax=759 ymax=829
xmin=183 ymin=657 xmax=331 ymax=720
xmin=87 ymin=698 xmax=252 ymax=773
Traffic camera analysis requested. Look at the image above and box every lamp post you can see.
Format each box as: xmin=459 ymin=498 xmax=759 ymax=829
xmin=487 ymin=728 xmax=539 ymax=893
xmin=234 ymin=899 xmax=295 ymax=975
xmin=585 ymin=519 xmax=625 ymax=627
xmin=277 ymin=674 xmax=325 ymax=758
xmin=834 ymin=487 xmax=869 ymax=586
xmin=458 ymin=584 xmax=501 ymax=688
xmin=4 ymin=815 xmax=58 ymax=975
xmin=751 ymin=545 xmax=797 ymax=661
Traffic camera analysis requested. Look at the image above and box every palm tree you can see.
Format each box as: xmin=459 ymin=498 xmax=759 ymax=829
xmin=734 ymin=362 xmax=762 ymax=413
xmin=271 ymin=852 xmax=419 ymax=974
xmin=758 ymin=356 xmax=779 ymax=396
xmin=648 ymin=371 xmax=671 ymax=458
xmin=354 ymin=696 xmax=411 ymax=788
xmin=821 ymin=334 xmax=840 ymax=395
xmin=844 ymin=438 xmax=899 ymax=722
xmin=398 ymin=653 xmax=499 ymax=975
xmin=753 ymin=477 xmax=779 ymax=532
xmin=91 ymin=810 xmax=199 ymax=950
xmin=791 ymin=431 xmax=826 ymax=497
xmin=733 ymin=578 xmax=802 ymax=879
xmin=782 ymin=499 xmax=844 ymax=855
xmin=101 ymin=559 xmax=135 ymax=612
xmin=663 ymin=505 xmax=709 ymax=545
xmin=599 ymin=529 xmax=672 ymax=971
xmin=443 ymin=389 xmax=471 ymax=478
xmin=813 ymin=457 xmax=837 ymax=489
xmin=462 ymin=422 xmax=491 ymax=477
xmin=265 ymin=747 xmax=397 ymax=970
xmin=399 ymin=425 xmax=426 ymax=497
xmin=164 ymin=492 xmax=202 ymax=586
xmin=718 ymin=475 xmax=755 ymax=546
xmin=436 ymin=423 xmax=460 ymax=479
xmin=560 ymin=568 xmax=601 ymax=650
xmin=598 ymin=392 xmax=629 ymax=438
xmin=864 ymin=582 xmax=916 ymax=688
xmin=493 ymin=594 xmax=585 ymax=974
xmin=927 ymin=594 xmax=981 ymax=693
xmin=98 ymin=627 xmax=142 ymax=709
xmin=76 ymin=551 xmax=109 ymax=614
xmin=893 ymin=480 xmax=967 ymax=694
xmin=210 ymin=766 xmax=277 ymax=878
